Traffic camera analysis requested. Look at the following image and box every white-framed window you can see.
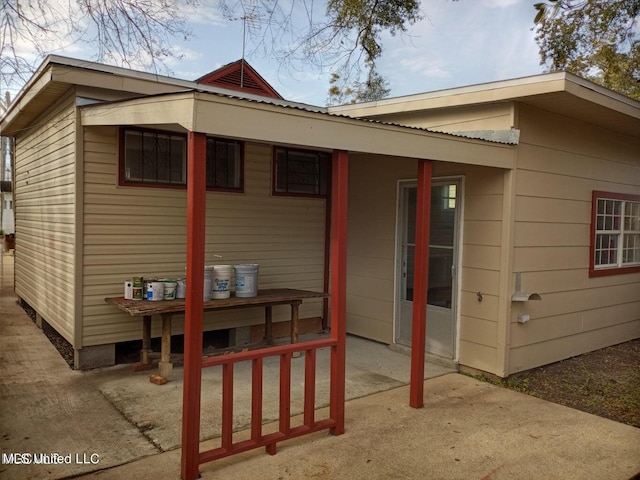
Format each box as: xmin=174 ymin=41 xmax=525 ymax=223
xmin=442 ymin=184 xmax=457 ymax=210
xmin=591 ymin=191 xmax=640 ymax=276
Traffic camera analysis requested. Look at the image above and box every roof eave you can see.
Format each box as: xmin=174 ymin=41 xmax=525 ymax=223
xmin=329 ymin=71 xmax=640 ymax=120
xmin=80 ymin=90 xmax=517 ymax=169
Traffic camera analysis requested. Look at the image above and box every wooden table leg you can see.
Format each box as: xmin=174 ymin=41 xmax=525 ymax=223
xmin=291 ymin=301 xmax=301 ymax=358
xmin=157 ymin=313 xmax=173 ymax=379
xmin=141 ymin=315 xmax=152 ymax=364
xmin=264 ymin=306 xmax=273 ymax=344
xmin=133 ymin=315 xmax=154 ymax=372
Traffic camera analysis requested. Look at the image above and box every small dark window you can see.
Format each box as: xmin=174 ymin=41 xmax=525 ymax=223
xmin=121 ymin=128 xmax=243 ymax=192
xmin=123 ymin=130 xmax=186 ymax=186
xmin=274 ymin=148 xmax=329 ymax=196
xmin=206 ymin=138 xmax=243 ymax=190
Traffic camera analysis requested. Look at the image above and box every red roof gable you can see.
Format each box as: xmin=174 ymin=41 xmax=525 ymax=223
xmin=196 ymin=60 xmax=283 ymax=99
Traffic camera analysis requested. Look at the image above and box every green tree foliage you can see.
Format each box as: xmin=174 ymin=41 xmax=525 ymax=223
xmin=327 ymin=66 xmax=390 ymax=104
xmin=218 ymin=0 xmax=422 ymax=104
xmin=534 ymin=0 xmax=640 ymax=99
xmin=323 ymin=0 xmax=417 ymax=103
xmin=326 ymin=0 xmax=422 ymax=63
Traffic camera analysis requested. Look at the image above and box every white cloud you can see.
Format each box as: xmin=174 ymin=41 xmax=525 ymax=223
xmin=181 ymin=2 xmax=227 ymax=26
xmin=480 ymin=0 xmax=522 ymax=8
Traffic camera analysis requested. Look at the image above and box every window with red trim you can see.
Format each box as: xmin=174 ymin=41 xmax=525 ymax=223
xmin=121 ymin=128 xmax=243 ymax=191
xmin=205 ymin=137 xmax=243 ymax=191
xmin=273 ymin=147 xmax=329 ymax=197
xmin=590 ymin=191 xmax=640 ymax=277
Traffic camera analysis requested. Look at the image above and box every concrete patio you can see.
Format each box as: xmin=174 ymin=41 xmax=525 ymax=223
xmin=1 ymin=252 xmax=639 ymax=480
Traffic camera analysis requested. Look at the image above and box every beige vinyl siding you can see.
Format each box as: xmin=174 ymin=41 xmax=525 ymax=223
xmin=347 ymin=154 xmax=416 ymax=342
xmin=82 ymin=127 xmax=326 ymax=346
xmin=441 ymin=163 xmax=507 ymax=374
xmin=13 ymin=95 xmax=77 ymax=344
xmin=509 ymin=104 xmax=640 ymax=374
xmin=347 ymin=155 xmax=509 ymax=374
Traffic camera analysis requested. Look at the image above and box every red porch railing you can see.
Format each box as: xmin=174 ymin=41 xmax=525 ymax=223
xmin=197 ymin=338 xmax=338 ymax=465
xmin=181 ymin=142 xmax=349 ymax=480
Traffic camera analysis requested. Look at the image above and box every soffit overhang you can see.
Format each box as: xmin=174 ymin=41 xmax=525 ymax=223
xmin=330 ymin=73 xmax=640 ymax=138
xmin=80 ymin=91 xmax=516 ymax=169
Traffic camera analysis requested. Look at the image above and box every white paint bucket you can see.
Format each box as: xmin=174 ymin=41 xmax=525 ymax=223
xmin=124 ymin=280 xmax=133 ymax=300
xmin=234 ymin=264 xmax=259 ymax=298
xmin=148 ymin=281 xmax=165 ymax=301
xmin=162 ymin=280 xmax=178 ymax=300
xmin=203 ymin=266 xmax=214 ymax=301
xmin=176 ymin=279 xmax=186 ymax=299
xmin=212 ymin=265 xmax=233 ymax=299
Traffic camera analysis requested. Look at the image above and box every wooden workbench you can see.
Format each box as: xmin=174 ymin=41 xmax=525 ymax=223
xmin=105 ymin=288 xmax=328 ymax=381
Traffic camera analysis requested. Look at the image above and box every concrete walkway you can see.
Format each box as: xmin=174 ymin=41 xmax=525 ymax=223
xmin=0 ymin=254 xmax=159 ymax=480
xmin=1 ymin=252 xmax=640 ymax=480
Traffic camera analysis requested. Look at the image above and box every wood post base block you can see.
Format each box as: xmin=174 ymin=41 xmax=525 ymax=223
xmin=158 ymin=361 xmax=173 ymax=379
xmin=132 ymin=361 xmax=155 ymax=372
xmin=149 ymin=374 xmax=168 ymax=385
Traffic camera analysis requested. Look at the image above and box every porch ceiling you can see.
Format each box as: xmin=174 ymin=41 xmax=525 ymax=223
xmin=80 ymin=91 xmax=516 ymax=169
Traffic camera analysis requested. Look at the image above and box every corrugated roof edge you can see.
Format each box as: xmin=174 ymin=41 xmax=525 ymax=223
xmin=8 ymin=55 xmax=517 ymax=145
xmin=0 ymin=54 xmax=328 ymax=125
xmin=79 ymin=87 xmax=520 ymax=145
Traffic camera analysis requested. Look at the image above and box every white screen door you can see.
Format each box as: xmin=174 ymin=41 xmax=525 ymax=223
xmin=395 ymin=180 xmax=460 ymax=359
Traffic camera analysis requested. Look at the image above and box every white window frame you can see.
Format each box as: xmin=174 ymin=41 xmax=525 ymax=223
xmin=591 ymin=191 xmax=640 ymax=277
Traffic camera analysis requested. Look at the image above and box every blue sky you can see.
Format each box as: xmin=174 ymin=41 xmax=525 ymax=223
xmin=7 ymin=0 xmax=544 ymax=107
xmin=166 ymin=0 xmax=544 ymax=105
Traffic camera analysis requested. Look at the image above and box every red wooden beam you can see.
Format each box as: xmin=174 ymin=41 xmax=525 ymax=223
xmin=409 ymin=159 xmax=432 ymax=408
xmin=279 ymin=353 xmax=292 ymax=436
xmin=221 ymin=363 xmax=234 ymax=449
xmin=329 ymin=150 xmax=348 ymax=435
xmin=251 ymin=357 xmax=263 ymax=442
xmin=181 ymin=131 xmax=207 ymax=480
xmin=304 ymin=348 xmax=317 ymax=427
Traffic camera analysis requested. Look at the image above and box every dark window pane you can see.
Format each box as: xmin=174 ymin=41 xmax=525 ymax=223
xmin=274 ymin=148 xmax=328 ymax=196
xmin=124 ymin=131 xmax=142 ymax=181
xmin=156 ymin=134 xmax=171 ymax=183
xmin=171 ymin=137 xmax=186 ymax=184
xmin=142 ymin=133 xmax=158 ymax=182
xmin=122 ymin=129 xmax=186 ymax=186
xmin=206 ymin=138 xmax=242 ymax=190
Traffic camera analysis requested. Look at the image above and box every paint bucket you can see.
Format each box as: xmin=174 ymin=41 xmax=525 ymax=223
xmin=144 ymin=280 xmax=154 ymax=298
xmin=176 ymin=279 xmax=186 ymax=299
xmin=234 ymin=264 xmax=259 ymax=298
xmin=162 ymin=279 xmax=178 ymax=300
xmin=124 ymin=280 xmax=133 ymax=300
xmin=203 ymin=266 xmax=214 ymax=301
xmin=147 ymin=281 xmax=165 ymax=301
xmin=212 ymin=265 xmax=233 ymax=299
xmin=132 ymin=277 xmax=143 ymax=301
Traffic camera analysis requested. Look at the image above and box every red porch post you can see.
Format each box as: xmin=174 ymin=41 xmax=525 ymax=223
xmin=329 ymin=149 xmax=348 ymax=435
xmin=181 ymin=132 xmax=207 ymax=480
xmin=409 ymin=159 xmax=432 ymax=408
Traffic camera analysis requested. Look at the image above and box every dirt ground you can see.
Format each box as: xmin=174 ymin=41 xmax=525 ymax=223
xmin=22 ymin=300 xmax=640 ymax=429
xmin=477 ymin=339 xmax=640 ymax=429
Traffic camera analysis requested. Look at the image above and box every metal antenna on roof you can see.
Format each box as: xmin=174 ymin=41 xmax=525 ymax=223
xmin=229 ymin=3 xmax=264 ymax=88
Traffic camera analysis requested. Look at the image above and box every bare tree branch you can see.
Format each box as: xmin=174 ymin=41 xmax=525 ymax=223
xmin=1 ymin=0 xmax=199 ymax=94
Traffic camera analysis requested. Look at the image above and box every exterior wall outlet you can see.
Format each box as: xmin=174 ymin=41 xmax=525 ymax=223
xmin=517 ymin=314 xmax=530 ymax=324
